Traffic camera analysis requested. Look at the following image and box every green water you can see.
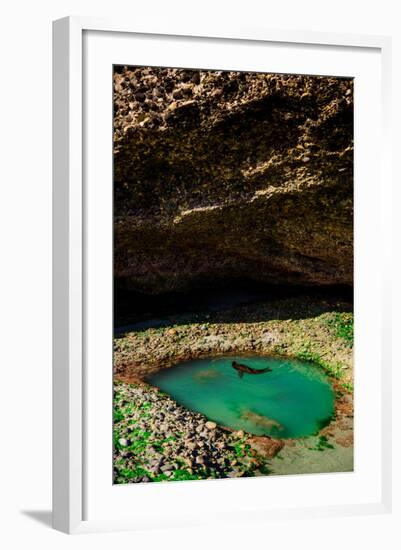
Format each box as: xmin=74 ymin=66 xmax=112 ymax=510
xmin=148 ymin=356 xmax=335 ymax=438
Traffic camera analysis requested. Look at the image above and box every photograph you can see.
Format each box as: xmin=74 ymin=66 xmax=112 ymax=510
xmin=112 ymin=66 xmax=354 ymax=484
xmin=0 ymin=0 xmax=395 ymax=543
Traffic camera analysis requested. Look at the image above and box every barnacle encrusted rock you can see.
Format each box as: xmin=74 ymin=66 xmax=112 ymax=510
xmin=113 ymin=67 xmax=353 ymax=293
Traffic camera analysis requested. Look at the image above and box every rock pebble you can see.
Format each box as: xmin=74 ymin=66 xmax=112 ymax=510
xmin=113 ymin=381 xmax=275 ymax=483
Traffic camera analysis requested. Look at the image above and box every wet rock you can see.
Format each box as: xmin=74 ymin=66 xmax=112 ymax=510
xmin=248 ymin=436 xmax=284 ymax=458
xmin=160 ymin=463 xmax=175 ymax=472
xmin=227 ymin=469 xmax=244 ymax=478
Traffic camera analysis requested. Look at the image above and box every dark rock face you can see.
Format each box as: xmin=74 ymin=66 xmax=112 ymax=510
xmin=114 ymin=67 xmax=353 ymax=294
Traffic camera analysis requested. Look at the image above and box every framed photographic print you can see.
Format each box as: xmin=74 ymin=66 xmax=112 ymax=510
xmin=52 ymin=17 xmax=392 ymax=534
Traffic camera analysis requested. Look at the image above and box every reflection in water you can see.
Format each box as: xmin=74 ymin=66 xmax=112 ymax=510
xmin=193 ymin=368 xmax=222 ymax=382
xmin=239 ymin=408 xmax=284 ymax=434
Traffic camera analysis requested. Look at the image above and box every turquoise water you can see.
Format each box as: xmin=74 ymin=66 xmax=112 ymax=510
xmin=148 ymin=356 xmax=335 ymax=438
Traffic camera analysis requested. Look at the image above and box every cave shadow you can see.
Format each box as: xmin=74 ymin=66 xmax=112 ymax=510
xmin=114 ymin=284 xmax=353 ymax=336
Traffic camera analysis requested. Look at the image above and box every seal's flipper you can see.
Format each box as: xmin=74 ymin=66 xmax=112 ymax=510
xmin=238 ymin=371 xmax=244 ymax=379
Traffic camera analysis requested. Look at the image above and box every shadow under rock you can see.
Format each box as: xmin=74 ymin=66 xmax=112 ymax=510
xmin=115 ymin=284 xmax=353 ymax=336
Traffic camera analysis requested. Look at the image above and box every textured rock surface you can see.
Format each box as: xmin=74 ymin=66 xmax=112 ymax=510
xmin=114 ymin=67 xmax=353 ymax=293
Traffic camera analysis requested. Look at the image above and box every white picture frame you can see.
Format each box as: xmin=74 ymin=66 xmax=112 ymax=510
xmin=52 ymin=16 xmax=392 ymax=534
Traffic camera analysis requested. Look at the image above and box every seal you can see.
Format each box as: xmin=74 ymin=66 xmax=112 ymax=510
xmin=231 ymin=360 xmax=272 ymax=379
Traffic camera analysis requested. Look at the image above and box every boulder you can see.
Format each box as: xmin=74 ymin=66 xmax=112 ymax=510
xmin=248 ymin=435 xmax=284 ymax=458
